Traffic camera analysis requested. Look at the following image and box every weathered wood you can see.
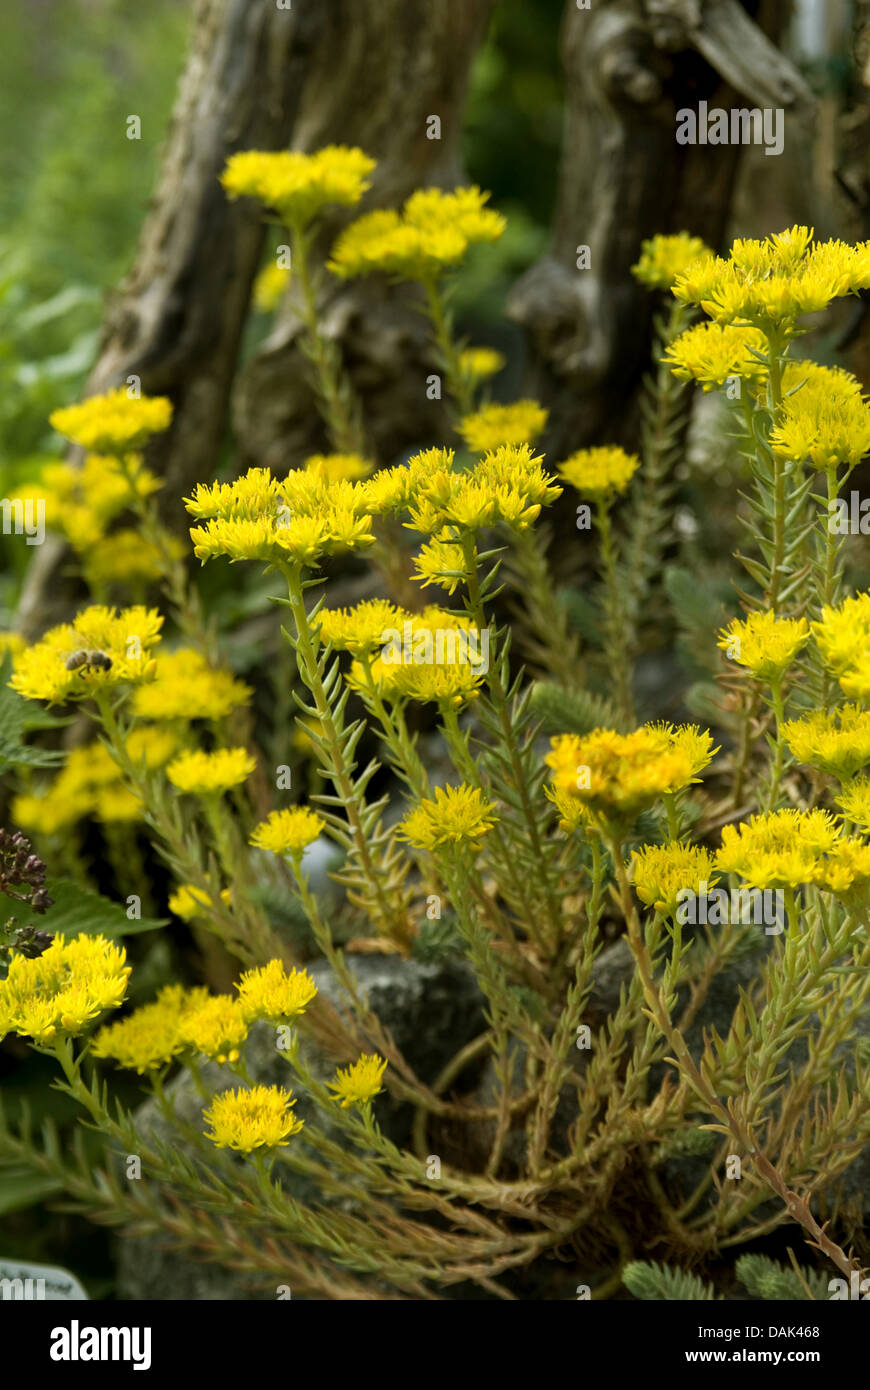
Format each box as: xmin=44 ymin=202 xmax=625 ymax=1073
xmin=507 ymin=0 xmax=814 ymax=461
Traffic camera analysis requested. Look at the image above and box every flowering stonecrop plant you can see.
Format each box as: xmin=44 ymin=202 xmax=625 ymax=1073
xmin=3 ymin=175 xmax=870 ymax=1301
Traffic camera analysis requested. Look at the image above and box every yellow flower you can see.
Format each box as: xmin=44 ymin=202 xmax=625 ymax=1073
xmin=327 ymin=1053 xmax=387 ymax=1108
xmin=253 ymin=260 xmax=291 ymax=312
xmin=91 ymin=984 xmax=208 ymax=1073
xmin=672 ymin=226 xmax=861 ymax=334
xmin=545 ymin=725 xmax=708 ymax=827
xmin=812 ymin=592 xmax=870 ymax=676
xmin=782 ymin=706 xmax=870 ymax=781
xmin=316 ymin=599 xmax=405 ymax=655
xmin=0 ymin=632 xmax=25 ymax=659
xmin=718 ymin=610 xmax=809 ymax=682
xmin=50 ymin=390 xmax=172 ymax=454
xmin=84 ymin=529 xmax=173 ymax=589
xmin=185 ymin=467 xmax=286 ymax=521
xmin=406 ymin=444 xmax=560 ymax=536
xmin=186 ymin=464 xmax=377 ymax=568
xmin=131 ymin=648 xmax=252 ymax=721
xmin=93 ymin=785 xmax=142 ymax=824
xmin=9 ymin=606 xmax=163 ymax=705
xmin=770 ymin=375 xmax=870 ymax=472
xmin=836 ymin=776 xmax=870 ymax=831
xmin=350 ymin=608 xmax=488 ymax=710
xmin=631 ymin=233 xmax=712 ymax=291
xmin=221 ymin=146 xmax=375 ymax=226
xmin=329 ymin=186 xmax=504 ymax=282
xmin=646 ymin=723 xmax=719 ymax=786
xmin=249 ymin=807 xmax=325 ymax=856
xmin=664 ymin=321 xmax=768 ymax=391
xmin=630 ymin=843 xmax=718 ymax=914
xmin=715 ymin=809 xmax=841 ymax=889
xmin=234 ymin=960 xmax=318 ymax=1024
xmin=168 ymin=884 xmax=233 ymax=922
xmin=412 ymin=532 xmax=468 ymax=594
xmin=179 ymin=994 xmax=249 ymax=1064
xmin=362 ymin=451 xmax=449 ymax=516
xmin=303 ymin=452 xmax=373 ymax=483
xmin=12 ymin=453 xmax=161 ymax=551
xmin=167 ymin=747 xmax=255 ymax=795
xmin=459 ymin=347 xmax=506 ymax=381
xmin=203 ymin=1084 xmax=304 ymax=1151
xmin=459 ymin=401 xmax=548 ymax=454
xmin=398 ymin=784 xmax=498 ymax=852
xmin=811 ymin=838 xmax=870 ymax=900
xmin=557 ymin=446 xmax=640 ymax=499
xmin=0 ymin=935 xmax=130 ymax=1043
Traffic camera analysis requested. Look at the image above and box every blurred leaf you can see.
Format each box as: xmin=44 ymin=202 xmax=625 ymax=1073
xmin=43 ymin=880 xmax=167 ymax=939
xmin=0 ymin=1168 xmax=63 ymax=1217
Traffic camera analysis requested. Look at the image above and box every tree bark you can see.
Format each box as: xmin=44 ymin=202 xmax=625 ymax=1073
xmin=507 ymin=0 xmax=814 ymax=462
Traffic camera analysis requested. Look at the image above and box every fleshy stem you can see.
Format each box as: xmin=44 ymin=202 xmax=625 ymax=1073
xmin=281 ymin=563 xmax=410 ymax=946
xmin=459 ymin=531 xmax=565 ymax=951
xmin=420 ymin=277 xmax=474 ymax=419
xmin=595 ymin=499 xmax=634 ymax=727
xmin=288 ymin=218 xmax=368 ymax=456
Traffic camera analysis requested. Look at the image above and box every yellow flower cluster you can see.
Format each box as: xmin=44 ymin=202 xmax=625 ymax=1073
xmin=406 ymin=443 xmax=561 ymax=535
xmin=253 ymin=261 xmax=291 ymax=312
xmin=631 ymin=233 xmax=713 ymax=291
xmin=131 ymin=648 xmax=252 ymax=721
xmin=249 ymin=807 xmax=325 ymax=857
xmin=718 ymin=610 xmax=809 ymax=682
xmin=93 ymin=960 xmax=319 ymax=1078
xmin=811 ymin=592 xmax=870 ymax=695
xmin=167 ymin=747 xmax=255 ymax=796
xmin=168 ymin=884 xmax=232 ymax=921
xmin=672 ymin=226 xmax=869 ymax=334
xmin=85 ymin=529 xmax=174 ymax=590
xmin=329 ymin=186 xmax=505 ymax=282
xmin=317 ymin=598 xmax=405 ymax=655
xmin=11 ymin=453 xmax=161 ymax=552
xmin=770 ymin=368 xmax=870 ymax=472
xmin=811 ymin=838 xmax=870 ymax=899
xmin=459 ymin=401 xmax=548 ymax=454
xmin=557 ymin=446 xmax=640 ymax=499
xmin=715 ymin=809 xmax=841 ymax=889
xmin=837 ymin=776 xmax=870 ymax=830
xmin=303 ymin=452 xmax=374 ymax=482
xmin=203 ymin=1084 xmax=304 ymax=1152
xmin=664 ymin=321 xmax=768 ymax=392
xmin=221 ymin=146 xmax=375 ymax=226
xmin=13 ymin=727 xmax=178 ymax=836
xmin=50 ymin=389 xmax=172 ymax=454
xmin=10 ymin=606 xmax=163 ymax=705
xmin=398 ymin=784 xmax=498 ymax=851
xmin=459 ymin=347 xmax=505 ymax=382
xmin=0 ymin=935 xmax=130 ymax=1044
xmin=327 ymin=1053 xmax=388 ymax=1108
xmin=344 ymin=607 xmax=488 ymax=709
xmin=186 ymin=465 xmax=375 ymax=569
xmin=630 ymin=842 xmax=718 ymax=914
xmin=234 ymin=960 xmax=318 ymax=1023
xmin=91 ymin=983 xmax=210 ymax=1073
xmin=546 ymin=724 xmax=715 ymax=827
xmin=178 ymin=993 xmax=249 ymax=1064
xmin=782 ymin=706 xmax=870 ymax=781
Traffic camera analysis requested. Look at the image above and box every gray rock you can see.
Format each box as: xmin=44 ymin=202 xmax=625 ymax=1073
xmin=114 ymin=953 xmax=484 ymax=1300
